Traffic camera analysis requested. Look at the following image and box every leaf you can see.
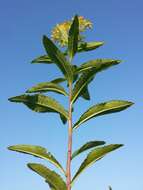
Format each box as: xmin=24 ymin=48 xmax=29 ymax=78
xmin=26 ymin=82 xmax=68 ymax=96
xmin=72 ymin=144 xmax=123 ymax=183
xmin=71 ymin=69 xmax=96 ymax=103
xmin=8 ymin=145 xmax=65 ymax=175
xmin=50 ymin=77 xmax=66 ymax=84
xmin=31 ymin=42 xmax=104 ymax=64
xmin=71 ymin=59 xmax=121 ymax=103
xmin=72 ymin=140 xmax=106 ymax=159
xmin=60 ymin=114 xmax=67 ymax=124
xmin=79 ymin=85 xmax=90 ymax=100
xmin=31 ymin=55 xmax=53 ymax=64
xmin=68 ymin=15 xmax=79 ymax=60
xmin=72 ymin=64 xmax=79 ymax=83
xmin=43 ymin=35 xmax=73 ymax=83
xmin=28 ymin=163 xmax=66 ymax=190
xmin=8 ymin=94 xmax=69 ymax=123
xmin=73 ymin=100 xmax=133 ymax=130
xmin=76 ymin=59 xmax=121 ymax=73
xmin=77 ymin=41 xmax=104 ymax=53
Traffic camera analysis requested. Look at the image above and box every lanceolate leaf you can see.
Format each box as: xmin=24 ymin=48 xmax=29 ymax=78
xmin=73 ymin=100 xmax=133 ymax=130
xmin=28 ymin=163 xmax=66 ymax=190
xmin=72 ymin=140 xmax=106 ymax=160
xmin=31 ymin=41 xmax=104 ymax=64
xmin=68 ymin=15 xmax=79 ymax=60
xmin=26 ymin=82 xmax=68 ymax=96
xmin=77 ymin=41 xmax=104 ymax=52
xmin=76 ymin=59 xmax=121 ymax=73
xmin=50 ymin=77 xmax=66 ymax=84
xmin=79 ymin=85 xmax=90 ymax=100
xmin=60 ymin=114 xmax=67 ymax=124
xmin=72 ymin=65 xmax=79 ymax=83
xmin=71 ymin=59 xmax=121 ymax=103
xmin=72 ymin=144 xmax=123 ymax=183
xmin=71 ymin=69 xmax=96 ymax=103
xmin=31 ymin=55 xmax=53 ymax=64
xmin=8 ymin=145 xmax=65 ymax=175
xmin=8 ymin=94 xmax=69 ymax=123
xmin=43 ymin=35 xmax=73 ymax=83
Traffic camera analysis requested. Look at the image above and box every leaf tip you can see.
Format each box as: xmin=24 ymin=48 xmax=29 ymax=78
xmin=27 ymin=163 xmax=36 ymax=170
xmin=126 ymin=101 xmax=134 ymax=108
xmin=7 ymin=145 xmax=14 ymax=151
xmin=109 ymin=186 xmax=112 ymax=190
xmin=8 ymin=96 xmax=15 ymax=102
xmin=117 ymin=59 xmax=122 ymax=63
xmin=31 ymin=59 xmax=36 ymax=64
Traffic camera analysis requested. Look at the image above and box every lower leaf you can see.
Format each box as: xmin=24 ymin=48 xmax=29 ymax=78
xmin=28 ymin=163 xmax=66 ymax=190
xmin=72 ymin=144 xmax=123 ymax=184
xmin=8 ymin=144 xmax=65 ymax=175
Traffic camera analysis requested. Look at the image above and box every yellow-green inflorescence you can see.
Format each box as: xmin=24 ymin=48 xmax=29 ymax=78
xmin=51 ymin=16 xmax=93 ymax=46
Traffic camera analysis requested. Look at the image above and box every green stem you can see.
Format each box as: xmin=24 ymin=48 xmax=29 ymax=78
xmin=66 ymin=82 xmax=73 ymax=190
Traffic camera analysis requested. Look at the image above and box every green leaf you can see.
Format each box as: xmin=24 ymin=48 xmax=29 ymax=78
xmin=8 ymin=94 xmax=69 ymax=123
xmin=26 ymin=82 xmax=68 ymax=96
xmin=28 ymin=163 xmax=66 ymax=190
xmin=77 ymin=41 xmax=104 ymax=53
xmin=68 ymin=15 xmax=79 ymax=60
xmin=8 ymin=145 xmax=65 ymax=175
xmin=43 ymin=35 xmax=73 ymax=83
xmin=73 ymin=100 xmax=133 ymax=130
xmin=50 ymin=77 xmax=66 ymax=84
xmin=72 ymin=140 xmax=106 ymax=159
xmin=72 ymin=144 xmax=123 ymax=183
xmin=79 ymin=85 xmax=90 ymax=100
xmin=71 ymin=69 xmax=96 ymax=103
xmin=31 ymin=55 xmax=53 ymax=64
xmin=31 ymin=42 xmax=104 ymax=64
xmin=72 ymin=65 xmax=79 ymax=83
xmin=76 ymin=59 xmax=121 ymax=73
xmin=71 ymin=59 xmax=120 ymax=103
xmin=60 ymin=114 xmax=67 ymax=124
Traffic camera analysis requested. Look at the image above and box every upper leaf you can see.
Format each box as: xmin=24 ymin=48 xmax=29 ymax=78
xmin=43 ymin=35 xmax=73 ymax=83
xmin=26 ymin=82 xmax=68 ymax=96
xmin=77 ymin=41 xmax=104 ymax=52
xmin=71 ymin=69 xmax=96 ymax=104
xmin=31 ymin=55 xmax=53 ymax=64
xmin=72 ymin=144 xmax=123 ymax=183
xmin=28 ymin=163 xmax=66 ymax=190
xmin=68 ymin=15 xmax=79 ymax=60
xmin=76 ymin=59 xmax=121 ymax=73
xmin=31 ymin=41 xmax=104 ymax=64
xmin=79 ymin=85 xmax=90 ymax=100
xmin=72 ymin=140 xmax=106 ymax=159
xmin=8 ymin=144 xmax=65 ymax=175
xmin=50 ymin=77 xmax=66 ymax=84
xmin=73 ymin=100 xmax=133 ymax=130
xmin=8 ymin=94 xmax=69 ymax=123
xmin=71 ymin=59 xmax=121 ymax=103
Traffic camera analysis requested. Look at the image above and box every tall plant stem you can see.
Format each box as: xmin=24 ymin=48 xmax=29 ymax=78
xmin=66 ymin=82 xmax=73 ymax=190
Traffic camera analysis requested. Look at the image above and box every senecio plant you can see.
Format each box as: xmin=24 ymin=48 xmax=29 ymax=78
xmin=8 ymin=15 xmax=133 ymax=190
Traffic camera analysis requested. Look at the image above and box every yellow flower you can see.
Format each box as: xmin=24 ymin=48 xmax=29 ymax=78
xmin=51 ymin=16 xmax=93 ymax=46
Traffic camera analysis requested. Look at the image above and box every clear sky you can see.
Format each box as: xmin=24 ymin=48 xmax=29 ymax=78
xmin=0 ymin=0 xmax=143 ymax=190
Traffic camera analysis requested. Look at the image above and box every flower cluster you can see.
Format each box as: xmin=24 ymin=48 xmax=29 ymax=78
xmin=51 ymin=16 xmax=92 ymax=46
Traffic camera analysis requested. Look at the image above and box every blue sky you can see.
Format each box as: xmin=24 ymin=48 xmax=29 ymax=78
xmin=0 ymin=0 xmax=143 ymax=190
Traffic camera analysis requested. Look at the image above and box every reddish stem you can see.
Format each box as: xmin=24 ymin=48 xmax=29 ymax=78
xmin=66 ymin=82 xmax=73 ymax=190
